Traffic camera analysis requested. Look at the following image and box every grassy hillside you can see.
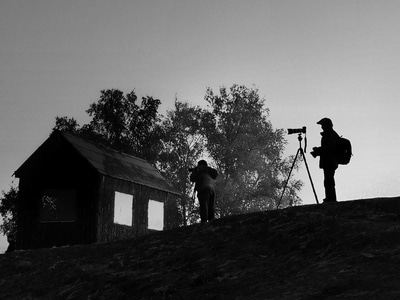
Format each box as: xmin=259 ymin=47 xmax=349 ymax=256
xmin=1 ymin=197 xmax=400 ymax=299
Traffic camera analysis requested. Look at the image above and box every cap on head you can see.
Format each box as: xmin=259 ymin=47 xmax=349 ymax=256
xmin=198 ymin=160 xmax=208 ymax=167
xmin=317 ymin=118 xmax=333 ymax=127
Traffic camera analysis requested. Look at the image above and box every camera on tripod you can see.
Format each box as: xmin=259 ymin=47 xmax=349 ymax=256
xmin=287 ymin=126 xmax=306 ymax=135
xmin=278 ymin=124 xmax=319 ymax=207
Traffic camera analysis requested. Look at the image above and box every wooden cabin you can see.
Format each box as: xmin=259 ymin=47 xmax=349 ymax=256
xmin=14 ymin=130 xmax=180 ymax=250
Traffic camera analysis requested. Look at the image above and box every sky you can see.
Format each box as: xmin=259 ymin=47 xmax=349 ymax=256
xmin=1 ymin=0 xmax=400 ymax=251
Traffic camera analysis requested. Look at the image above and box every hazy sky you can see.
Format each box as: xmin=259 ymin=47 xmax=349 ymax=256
xmin=1 ymin=0 xmax=400 ymax=249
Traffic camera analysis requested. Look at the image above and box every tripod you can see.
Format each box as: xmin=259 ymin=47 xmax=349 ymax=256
xmin=277 ymin=133 xmax=319 ymax=208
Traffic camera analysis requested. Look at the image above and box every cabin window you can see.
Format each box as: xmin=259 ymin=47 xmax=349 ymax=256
xmin=148 ymin=200 xmax=164 ymax=231
xmin=114 ymin=191 xmax=133 ymax=226
xmin=40 ymin=189 xmax=77 ymax=222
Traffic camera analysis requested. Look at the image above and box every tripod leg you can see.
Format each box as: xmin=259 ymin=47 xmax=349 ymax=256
xmin=277 ymin=148 xmax=301 ymax=209
xmin=300 ymin=149 xmax=319 ymax=204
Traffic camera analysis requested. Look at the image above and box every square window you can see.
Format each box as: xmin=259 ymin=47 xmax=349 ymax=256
xmin=114 ymin=192 xmax=133 ymax=226
xmin=148 ymin=200 xmax=164 ymax=230
xmin=40 ymin=189 xmax=77 ymax=222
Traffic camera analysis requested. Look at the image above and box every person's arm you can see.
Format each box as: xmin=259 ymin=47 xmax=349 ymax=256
xmin=190 ymin=170 xmax=197 ymax=182
xmin=311 ymin=146 xmax=321 ymax=157
xmin=190 ymin=168 xmax=201 ymax=182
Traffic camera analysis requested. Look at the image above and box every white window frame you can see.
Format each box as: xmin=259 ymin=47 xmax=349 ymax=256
xmin=114 ymin=191 xmax=133 ymax=226
xmin=148 ymin=199 xmax=164 ymax=231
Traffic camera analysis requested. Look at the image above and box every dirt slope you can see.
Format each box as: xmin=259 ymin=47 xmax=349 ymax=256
xmin=1 ymin=197 xmax=400 ymax=299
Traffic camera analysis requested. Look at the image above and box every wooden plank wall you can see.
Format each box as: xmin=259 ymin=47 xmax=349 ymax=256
xmin=96 ymin=176 xmax=179 ymax=243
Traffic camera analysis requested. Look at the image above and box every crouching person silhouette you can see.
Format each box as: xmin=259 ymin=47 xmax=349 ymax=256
xmin=311 ymin=118 xmax=340 ymax=203
xmin=190 ymin=160 xmax=218 ymax=223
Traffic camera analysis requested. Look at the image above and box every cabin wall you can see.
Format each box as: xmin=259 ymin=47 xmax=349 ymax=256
xmin=16 ymin=138 xmax=99 ymax=249
xmin=17 ymin=177 xmax=41 ymax=249
xmin=164 ymin=192 xmax=180 ymax=230
xmin=96 ymin=176 xmax=179 ymax=243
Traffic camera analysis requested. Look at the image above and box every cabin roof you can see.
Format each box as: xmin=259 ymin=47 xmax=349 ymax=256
xmin=15 ymin=131 xmax=179 ymax=195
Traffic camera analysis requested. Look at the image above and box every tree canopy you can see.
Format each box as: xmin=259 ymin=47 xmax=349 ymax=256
xmin=157 ymin=100 xmax=207 ymax=225
xmin=201 ymin=85 xmax=301 ymax=216
xmin=0 ymin=184 xmax=18 ymax=236
xmin=54 ymin=89 xmax=162 ymax=163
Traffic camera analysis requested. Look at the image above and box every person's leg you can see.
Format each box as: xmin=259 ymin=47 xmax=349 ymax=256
xmin=197 ymin=190 xmax=209 ymax=222
xmin=208 ymin=191 xmax=215 ymax=221
xmin=323 ymin=168 xmax=337 ymax=202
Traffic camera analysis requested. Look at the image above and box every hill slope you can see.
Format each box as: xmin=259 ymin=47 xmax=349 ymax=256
xmin=1 ymin=198 xmax=400 ymax=299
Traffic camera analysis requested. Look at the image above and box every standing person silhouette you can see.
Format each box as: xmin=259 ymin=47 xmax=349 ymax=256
xmin=311 ymin=118 xmax=340 ymax=203
xmin=189 ymin=160 xmax=218 ymax=223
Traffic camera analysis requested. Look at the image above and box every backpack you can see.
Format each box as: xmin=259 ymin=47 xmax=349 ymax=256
xmin=208 ymin=167 xmax=218 ymax=179
xmin=336 ymin=136 xmax=352 ymax=165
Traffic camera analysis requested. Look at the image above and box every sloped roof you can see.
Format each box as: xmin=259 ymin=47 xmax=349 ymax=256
xmin=16 ymin=131 xmax=179 ymax=195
